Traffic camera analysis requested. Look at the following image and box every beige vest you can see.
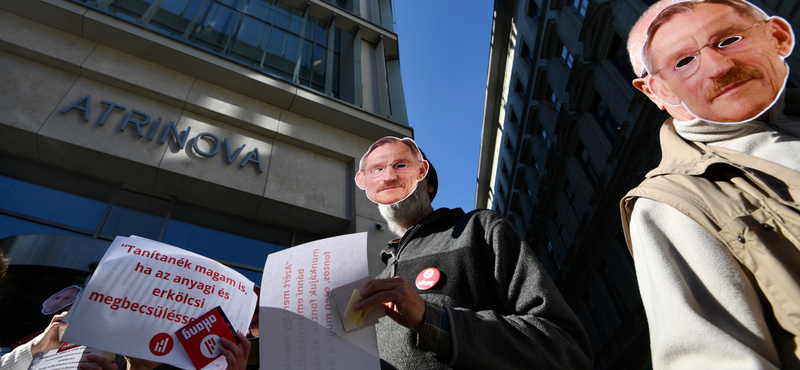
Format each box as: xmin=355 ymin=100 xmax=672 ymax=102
xmin=620 ymin=119 xmax=800 ymax=365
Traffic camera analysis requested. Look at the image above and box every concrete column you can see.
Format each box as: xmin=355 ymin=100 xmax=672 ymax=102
xmin=354 ymin=26 xmax=363 ymax=108
xmin=325 ymin=16 xmax=336 ymax=96
xmin=375 ymin=36 xmax=390 ymax=118
xmin=352 ymin=0 xmax=361 ymax=17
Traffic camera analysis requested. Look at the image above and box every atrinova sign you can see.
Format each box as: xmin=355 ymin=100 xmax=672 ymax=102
xmin=60 ymin=95 xmax=264 ymax=173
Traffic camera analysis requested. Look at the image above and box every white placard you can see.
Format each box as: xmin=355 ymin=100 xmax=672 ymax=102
xmin=29 ymin=346 xmax=108 ymax=370
xmin=260 ymin=232 xmax=380 ymax=370
xmin=63 ymin=236 xmax=257 ymax=368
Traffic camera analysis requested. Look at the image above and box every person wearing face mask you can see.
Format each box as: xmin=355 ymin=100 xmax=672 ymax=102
xmin=352 ymin=137 xmax=593 ymax=370
xmin=620 ymin=0 xmax=800 ymax=368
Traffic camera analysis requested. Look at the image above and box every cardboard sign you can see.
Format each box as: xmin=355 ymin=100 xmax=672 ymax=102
xmin=63 ymin=236 xmax=257 ymax=368
xmin=259 ymin=232 xmax=380 ymax=370
xmin=176 ymin=306 xmax=239 ymax=370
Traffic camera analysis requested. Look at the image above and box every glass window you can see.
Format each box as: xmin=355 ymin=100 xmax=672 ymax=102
xmin=521 ymin=40 xmax=533 ymax=64
xmin=194 ymin=1 xmax=243 ymax=51
xmin=509 ymin=110 xmax=520 ymax=129
xmin=150 ymin=0 xmax=211 ymax=37
xmin=0 ymin=214 xmax=85 ymax=240
xmin=162 ymin=203 xmax=292 ymax=272
xmin=100 ymin=190 xmax=171 ymax=240
xmin=540 ymin=127 xmax=552 ymax=149
xmin=527 ymin=0 xmax=541 ymax=22
xmin=104 ymin=0 xmax=156 ymax=23
xmin=0 ymin=159 xmax=115 ymax=233
xmin=572 ymin=0 xmax=589 ymax=18
xmin=514 ymin=77 xmax=525 ymax=97
xmin=560 ymin=45 xmax=574 ymax=70
xmin=299 ymin=18 xmax=328 ymax=92
xmin=550 ymin=92 xmax=561 ymax=113
xmin=75 ymin=0 xmax=344 ymax=105
xmin=230 ymin=16 xmax=270 ymax=62
xmin=265 ymin=28 xmax=300 ymax=73
xmin=245 ymin=0 xmax=276 ymax=20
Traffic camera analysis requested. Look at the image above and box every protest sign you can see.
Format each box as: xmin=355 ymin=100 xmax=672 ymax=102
xmin=176 ymin=306 xmax=239 ymax=370
xmin=63 ymin=236 xmax=257 ymax=368
xmin=29 ymin=345 xmax=112 ymax=370
xmin=260 ymin=232 xmax=380 ymax=370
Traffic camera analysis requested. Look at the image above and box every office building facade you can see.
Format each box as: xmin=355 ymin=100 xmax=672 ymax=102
xmin=477 ymin=0 xmax=800 ymax=368
xmin=0 ymin=0 xmax=406 ymax=347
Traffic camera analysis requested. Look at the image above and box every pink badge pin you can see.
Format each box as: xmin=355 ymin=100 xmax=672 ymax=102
xmin=415 ymin=267 xmax=440 ymax=290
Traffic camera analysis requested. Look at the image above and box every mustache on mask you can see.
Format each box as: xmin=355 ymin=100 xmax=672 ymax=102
xmin=378 ymin=180 xmax=405 ymax=191
xmin=706 ymin=63 xmax=763 ymax=102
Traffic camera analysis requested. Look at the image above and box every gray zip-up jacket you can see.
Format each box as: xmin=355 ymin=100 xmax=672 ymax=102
xmin=375 ymin=208 xmax=592 ymax=370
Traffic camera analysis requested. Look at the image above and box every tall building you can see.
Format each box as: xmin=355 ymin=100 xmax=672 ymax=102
xmin=477 ymin=0 xmax=800 ymax=368
xmin=0 ymin=0 xmax=405 ymax=347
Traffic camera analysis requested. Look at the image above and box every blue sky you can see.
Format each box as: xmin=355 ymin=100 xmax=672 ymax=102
xmin=393 ymin=1 xmax=495 ymax=211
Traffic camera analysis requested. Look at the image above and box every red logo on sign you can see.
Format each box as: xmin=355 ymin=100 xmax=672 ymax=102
xmin=199 ymin=335 xmax=221 ymax=358
xmin=415 ymin=267 xmax=440 ymax=290
xmin=149 ymin=333 xmax=174 ymax=356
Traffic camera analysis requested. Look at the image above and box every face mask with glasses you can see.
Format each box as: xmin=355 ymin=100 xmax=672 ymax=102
xmin=363 ymin=161 xmax=422 ymax=178
xmin=646 ymin=20 xmax=765 ymax=80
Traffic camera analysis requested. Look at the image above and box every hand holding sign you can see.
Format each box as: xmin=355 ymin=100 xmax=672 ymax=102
xmin=31 ymin=312 xmax=69 ymax=356
xmin=63 ymin=236 xmax=257 ymax=369
xmin=355 ymin=277 xmax=426 ymax=333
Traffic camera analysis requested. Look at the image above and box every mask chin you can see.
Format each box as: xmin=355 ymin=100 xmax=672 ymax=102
xmin=679 ymin=65 xmax=789 ymax=125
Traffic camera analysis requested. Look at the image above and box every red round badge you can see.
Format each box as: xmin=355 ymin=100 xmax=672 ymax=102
xmin=149 ymin=332 xmax=174 ymax=356
xmin=415 ymin=267 xmax=440 ymax=290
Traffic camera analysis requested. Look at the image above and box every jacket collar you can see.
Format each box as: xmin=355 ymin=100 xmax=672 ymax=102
xmin=645 ymin=119 xmax=726 ymax=178
xmin=380 ymin=208 xmax=466 ymax=265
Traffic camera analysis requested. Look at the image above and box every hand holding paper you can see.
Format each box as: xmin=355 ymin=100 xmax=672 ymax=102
xmin=355 ymin=277 xmax=426 ymax=333
xmin=220 ymin=332 xmax=250 ymax=370
xmin=32 ymin=312 xmax=69 ymax=355
xmin=343 ymin=289 xmax=373 ymax=326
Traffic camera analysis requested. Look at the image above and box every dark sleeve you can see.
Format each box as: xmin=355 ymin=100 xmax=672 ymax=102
xmin=446 ymin=219 xmax=593 ymax=369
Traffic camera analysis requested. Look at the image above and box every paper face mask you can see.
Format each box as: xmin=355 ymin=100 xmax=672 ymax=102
xmin=42 ymin=285 xmax=82 ymax=315
xmin=640 ymin=0 xmax=794 ymax=124
xmin=355 ymin=137 xmax=429 ymax=205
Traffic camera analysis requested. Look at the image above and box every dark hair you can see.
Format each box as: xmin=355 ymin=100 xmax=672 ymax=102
xmin=642 ymin=0 xmax=768 ymax=72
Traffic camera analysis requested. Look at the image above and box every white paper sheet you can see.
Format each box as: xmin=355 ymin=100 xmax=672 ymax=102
xmin=29 ymin=346 xmax=106 ymax=370
xmin=259 ymin=232 xmax=380 ymax=370
xmin=63 ymin=236 xmax=257 ymax=368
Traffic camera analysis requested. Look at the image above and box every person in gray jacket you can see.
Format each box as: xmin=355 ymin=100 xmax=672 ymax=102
xmin=354 ymin=137 xmax=593 ymax=370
